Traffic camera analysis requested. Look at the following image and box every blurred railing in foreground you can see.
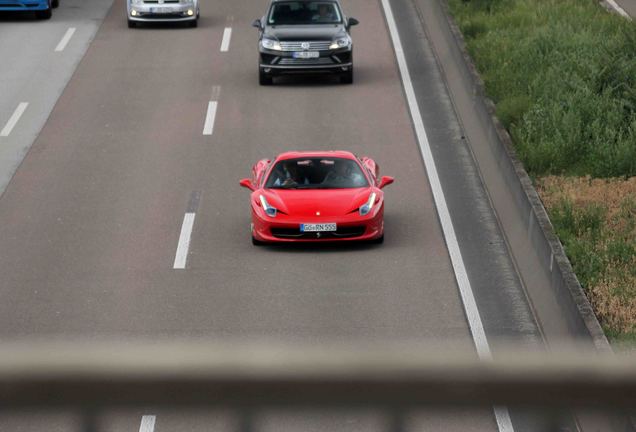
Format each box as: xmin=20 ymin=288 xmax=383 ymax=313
xmin=0 ymin=342 xmax=635 ymax=432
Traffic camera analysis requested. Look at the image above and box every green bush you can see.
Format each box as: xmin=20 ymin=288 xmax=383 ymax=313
xmin=450 ymin=0 xmax=636 ymax=178
xmin=550 ymin=199 xmax=607 ymax=286
xmin=497 ymin=95 xmax=531 ymax=128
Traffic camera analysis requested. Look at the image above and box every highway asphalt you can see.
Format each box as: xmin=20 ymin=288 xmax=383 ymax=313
xmin=0 ymin=0 xmax=606 ymax=430
xmin=0 ymin=0 xmax=113 ymax=194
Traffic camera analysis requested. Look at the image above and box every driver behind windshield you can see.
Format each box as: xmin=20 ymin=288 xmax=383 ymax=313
xmin=269 ymin=1 xmax=341 ymax=25
xmin=266 ymin=158 xmax=367 ymax=189
xmin=312 ymin=3 xmax=336 ymax=22
xmin=271 ymin=161 xmax=308 ymax=187
xmin=321 ymin=160 xmax=365 ymax=187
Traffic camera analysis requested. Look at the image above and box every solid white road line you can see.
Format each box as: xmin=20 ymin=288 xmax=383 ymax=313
xmin=55 ymin=27 xmax=77 ymax=52
xmin=202 ymin=101 xmax=218 ymax=136
xmin=379 ymin=0 xmax=515 ymax=431
xmin=173 ymin=213 xmax=196 ymax=269
xmin=605 ymin=0 xmax=631 ymax=19
xmin=220 ymin=27 xmax=232 ymax=52
xmin=0 ymin=102 xmax=29 ymax=137
xmin=139 ymin=415 xmax=156 ymax=432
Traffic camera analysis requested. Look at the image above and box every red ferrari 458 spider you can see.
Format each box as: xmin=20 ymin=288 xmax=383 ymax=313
xmin=240 ymin=151 xmax=394 ymax=244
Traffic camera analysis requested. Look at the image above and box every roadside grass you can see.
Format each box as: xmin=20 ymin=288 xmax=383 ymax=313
xmin=448 ymin=0 xmax=636 ymax=342
xmin=449 ymin=0 xmax=636 ymax=177
xmin=538 ymin=177 xmax=636 ymax=339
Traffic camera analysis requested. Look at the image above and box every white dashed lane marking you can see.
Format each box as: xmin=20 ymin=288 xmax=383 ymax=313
xmin=174 ymin=213 xmax=196 ymax=269
xmin=55 ymin=27 xmax=76 ymax=52
xmin=220 ymin=27 xmax=232 ymax=52
xmin=139 ymin=415 xmax=156 ymax=432
xmin=173 ymin=191 xmax=201 ymax=270
xmin=202 ymin=101 xmax=218 ymax=136
xmin=1 ymin=102 xmax=29 ymax=137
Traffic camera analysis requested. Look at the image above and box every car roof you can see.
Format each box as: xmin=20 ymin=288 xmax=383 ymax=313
xmin=275 ymin=150 xmax=357 ymax=161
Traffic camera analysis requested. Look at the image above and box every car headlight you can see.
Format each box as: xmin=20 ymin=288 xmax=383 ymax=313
xmin=131 ymin=0 xmax=143 ymax=5
xmin=259 ymin=195 xmax=278 ymax=217
xmin=261 ymin=38 xmax=282 ymax=51
xmin=329 ymin=37 xmax=351 ymax=50
xmin=359 ymin=192 xmax=377 ymax=216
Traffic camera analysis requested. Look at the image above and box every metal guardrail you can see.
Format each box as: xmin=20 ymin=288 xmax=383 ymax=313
xmin=1 ymin=342 xmax=635 ymax=431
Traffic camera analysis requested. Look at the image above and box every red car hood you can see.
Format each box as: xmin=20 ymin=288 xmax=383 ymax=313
xmin=262 ymin=188 xmax=374 ymax=218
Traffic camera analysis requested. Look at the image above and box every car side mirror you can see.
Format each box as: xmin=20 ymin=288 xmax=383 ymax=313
xmin=378 ymin=176 xmax=394 ymax=189
xmin=252 ymin=18 xmax=262 ymax=29
xmin=240 ymin=178 xmax=256 ymax=191
xmin=348 ymin=17 xmax=359 ymax=27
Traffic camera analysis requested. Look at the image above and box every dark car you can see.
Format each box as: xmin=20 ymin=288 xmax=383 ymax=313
xmin=252 ymin=0 xmax=359 ymax=85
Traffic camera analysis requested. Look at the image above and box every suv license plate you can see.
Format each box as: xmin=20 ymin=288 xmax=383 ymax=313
xmin=301 ymin=223 xmax=336 ymax=232
xmin=293 ymin=51 xmax=319 ymax=59
xmin=151 ymin=7 xmax=170 ymax=13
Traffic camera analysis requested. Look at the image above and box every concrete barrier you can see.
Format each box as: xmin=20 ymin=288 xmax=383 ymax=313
xmin=429 ymin=0 xmax=611 ymax=352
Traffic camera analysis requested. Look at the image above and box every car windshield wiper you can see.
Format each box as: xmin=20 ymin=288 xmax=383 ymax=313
xmin=269 ymin=184 xmax=355 ymax=190
xmin=270 ymin=184 xmax=300 ymax=189
xmin=314 ymin=184 xmax=356 ymax=189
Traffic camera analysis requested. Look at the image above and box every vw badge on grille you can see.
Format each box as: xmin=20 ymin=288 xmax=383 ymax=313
xmin=301 ymin=42 xmax=311 ymax=50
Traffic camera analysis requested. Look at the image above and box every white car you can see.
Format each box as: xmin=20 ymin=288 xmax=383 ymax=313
xmin=127 ymin=0 xmax=199 ymax=28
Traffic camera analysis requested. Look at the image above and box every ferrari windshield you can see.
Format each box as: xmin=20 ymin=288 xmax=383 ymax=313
xmin=266 ymin=157 xmax=369 ymax=189
xmin=268 ymin=1 xmax=342 ymax=25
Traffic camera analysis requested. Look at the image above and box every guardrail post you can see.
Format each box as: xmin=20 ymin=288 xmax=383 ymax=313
xmin=389 ymin=410 xmax=406 ymax=432
xmin=238 ymin=410 xmax=254 ymax=432
xmin=81 ymin=411 xmax=99 ymax=432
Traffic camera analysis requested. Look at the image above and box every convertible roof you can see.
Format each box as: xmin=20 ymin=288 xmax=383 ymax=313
xmin=275 ymin=150 xmax=357 ymax=161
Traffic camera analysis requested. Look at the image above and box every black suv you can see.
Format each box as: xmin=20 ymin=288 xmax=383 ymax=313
xmin=253 ymin=0 xmax=358 ymax=85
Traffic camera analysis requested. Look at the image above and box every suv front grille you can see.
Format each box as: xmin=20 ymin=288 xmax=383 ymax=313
xmin=278 ymin=57 xmax=335 ymax=66
xmin=279 ymin=41 xmax=332 ymax=52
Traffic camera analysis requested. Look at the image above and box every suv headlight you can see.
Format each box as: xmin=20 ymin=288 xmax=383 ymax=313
xmin=329 ymin=36 xmax=351 ymax=50
xmin=261 ymin=38 xmax=282 ymax=51
xmin=359 ymin=192 xmax=377 ymax=216
xmin=259 ymin=195 xmax=278 ymax=218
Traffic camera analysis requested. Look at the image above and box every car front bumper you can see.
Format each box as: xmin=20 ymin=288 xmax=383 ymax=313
xmin=258 ymin=48 xmax=353 ymax=74
xmin=251 ymin=205 xmax=384 ymax=243
xmin=128 ymin=2 xmax=196 ymax=22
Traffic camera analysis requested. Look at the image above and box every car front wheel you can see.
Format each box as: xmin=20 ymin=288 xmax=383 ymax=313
xmin=259 ymin=68 xmax=273 ymax=86
xmin=370 ymin=234 xmax=384 ymax=244
xmin=340 ymin=68 xmax=353 ymax=84
xmin=36 ymin=1 xmax=52 ymax=19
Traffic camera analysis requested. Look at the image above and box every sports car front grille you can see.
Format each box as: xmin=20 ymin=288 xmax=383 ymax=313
xmin=279 ymin=41 xmax=332 ymax=52
xmin=271 ymin=226 xmax=366 ymax=239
